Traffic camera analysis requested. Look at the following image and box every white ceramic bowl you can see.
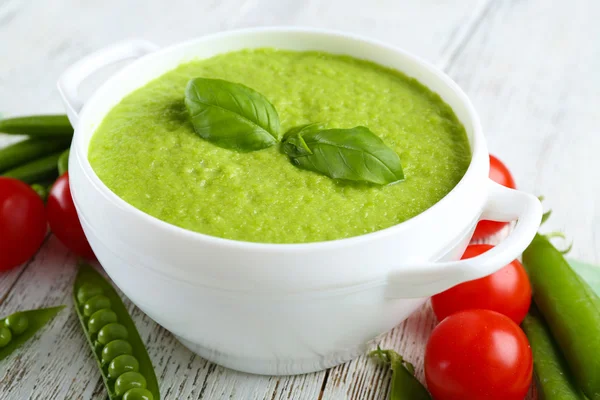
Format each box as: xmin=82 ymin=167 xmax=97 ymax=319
xmin=58 ymin=28 xmax=542 ymax=375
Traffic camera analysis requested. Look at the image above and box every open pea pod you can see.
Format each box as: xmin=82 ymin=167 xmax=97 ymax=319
xmin=74 ymin=262 xmax=160 ymax=400
xmin=0 ymin=306 xmax=65 ymax=361
xmin=369 ymin=347 xmax=432 ymax=400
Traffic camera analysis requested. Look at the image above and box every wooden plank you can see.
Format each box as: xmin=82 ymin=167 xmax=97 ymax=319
xmin=0 ymin=236 xmax=328 ymax=399
xmin=0 ymin=237 xmax=49 ymax=304
xmin=0 ymin=238 xmax=94 ymax=399
xmin=445 ymin=0 xmax=600 ymax=263
xmin=322 ymin=304 xmax=435 ymax=400
xmin=0 ymin=266 xmax=26 ymax=304
xmin=0 ymin=0 xmax=481 ymax=115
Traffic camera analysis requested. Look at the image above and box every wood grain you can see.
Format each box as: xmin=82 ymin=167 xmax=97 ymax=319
xmin=0 ymin=0 xmax=481 ymax=115
xmin=1 ymin=0 xmax=598 ymax=398
xmin=445 ymin=0 xmax=600 ymax=263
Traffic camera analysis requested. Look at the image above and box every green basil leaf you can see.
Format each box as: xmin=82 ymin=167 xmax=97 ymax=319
xmin=185 ymin=78 xmax=280 ymax=152
xmin=282 ymin=125 xmax=404 ymax=185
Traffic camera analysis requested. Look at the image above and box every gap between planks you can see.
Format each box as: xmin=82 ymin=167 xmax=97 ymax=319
xmin=435 ymin=0 xmax=496 ymax=72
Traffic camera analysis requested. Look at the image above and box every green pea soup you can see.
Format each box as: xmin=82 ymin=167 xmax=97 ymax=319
xmin=88 ymin=49 xmax=471 ymax=243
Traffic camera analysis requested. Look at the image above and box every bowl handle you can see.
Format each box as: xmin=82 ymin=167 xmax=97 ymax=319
xmin=57 ymin=40 xmax=159 ymax=124
xmin=386 ymin=180 xmax=542 ymax=298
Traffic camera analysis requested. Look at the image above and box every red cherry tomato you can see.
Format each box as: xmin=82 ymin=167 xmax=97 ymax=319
xmin=425 ymin=309 xmax=532 ymax=400
xmin=431 ymin=244 xmax=531 ymax=324
xmin=0 ymin=177 xmax=47 ymax=271
xmin=47 ymin=172 xmax=95 ymax=259
xmin=472 ymin=155 xmax=516 ymax=240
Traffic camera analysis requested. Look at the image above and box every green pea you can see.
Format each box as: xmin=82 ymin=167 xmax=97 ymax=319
xmin=108 ymin=354 xmax=139 ymax=379
xmin=83 ymin=295 xmax=111 ymax=317
xmin=0 ymin=326 xmax=12 ymax=347
xmin=77 ymin=283 xmax=104 ymax=304
xmin=5 ymin=312 xmax=29 ymax=335
xmin=115 ymin=371 xmax=147 ymax=396
xmin=97 ymin=323 xmax=128 ymax=345
xmin=122 ymin=388 xmax=154 ymax=400
xmin=74 ymin=263 xmax=158 ymax=400
xmin=87 ymin=309 xmax=117 ymax=335
xmin=101 ymin=339 xmax=132 ymax=364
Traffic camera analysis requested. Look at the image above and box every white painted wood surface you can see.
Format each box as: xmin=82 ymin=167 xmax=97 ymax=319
xmin=0 ymin=0 xmax=598 ymax=398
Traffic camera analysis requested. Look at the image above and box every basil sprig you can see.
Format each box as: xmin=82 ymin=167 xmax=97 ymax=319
xmin=184 ymin=78 xmax=404 ymax=185
xmin=282 ymin=124 xmax=404 ymax=185
xmin=185 ymin=78 xmax=280 ymax=152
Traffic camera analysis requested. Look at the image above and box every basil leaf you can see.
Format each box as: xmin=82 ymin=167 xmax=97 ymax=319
xmin=185 ymin=78 xmax=280 ymax=152
xmin=282 ymin=125 xmax=404 ymax=185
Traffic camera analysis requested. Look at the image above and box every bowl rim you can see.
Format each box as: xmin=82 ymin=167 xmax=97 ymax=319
xmin=73 ymin=26 xmax=486 ymax=252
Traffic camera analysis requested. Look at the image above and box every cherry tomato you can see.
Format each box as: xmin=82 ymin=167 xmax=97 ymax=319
xmin=472 ymin=155 xmax=516 ymax=240
xmin=425 ymin=309 xmax=532 ymax=400
xmin=0 ymin=177 xmax=47 ymax=271
xmin=431 ymin=244 xmax=531 ymax=324
xmin=47 ymin=172 xmax=95 ymax=259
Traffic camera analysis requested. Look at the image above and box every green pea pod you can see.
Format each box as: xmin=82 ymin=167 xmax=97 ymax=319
xmin=30 ymin=183 xmax=49 ymax=201
xmin=523 ymin=233 xmax=600 ymax=400
xmin=522 ymin=305 xmax=585 ymax=399
xmin=31 ymin=180 xmax=58 ymax=200
xmin=2 ymin=151 xmax=62 ymax=183
xmin=0 ymin=115 xmax=73 ymax=137
xmin=0 ymin=306 xmax=65 ymax=360
xmin=0 ymin=137 xmax=71 ymax=173
xmin=58 ymin=148 xmax=70 ymax=175
xmin=73 ymin=262 xmax=160 ymax=400
xmin=369 ymin=348 xmax=432 ymax=400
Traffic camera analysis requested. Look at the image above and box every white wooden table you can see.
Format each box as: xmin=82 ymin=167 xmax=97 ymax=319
xmin=1 ymin=0 xmax=598 ymax=398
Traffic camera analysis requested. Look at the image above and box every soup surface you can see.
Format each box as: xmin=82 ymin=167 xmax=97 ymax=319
xmin=89 ymin=49 xmax=471 ymax=243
